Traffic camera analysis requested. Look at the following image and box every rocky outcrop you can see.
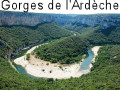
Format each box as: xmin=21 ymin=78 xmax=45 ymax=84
xmin=53 ymin=14 xmax=120 ymax=29
xmin=0 ymin=11 xmax=120 ymax=29
xmin=73 ymin=15 xmax=120 ymax=29
xmin=0 ymin=11 xmax=54 ymax=26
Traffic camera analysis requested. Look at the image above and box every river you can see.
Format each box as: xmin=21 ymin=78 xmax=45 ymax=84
xmin=80 ymin=49 xmax=94 ymax=71
xmin=12 ymin=44 xmax=100 ymax=79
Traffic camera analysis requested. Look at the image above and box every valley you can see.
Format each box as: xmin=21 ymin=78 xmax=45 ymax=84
xmin=0 ymin=11 xmax=120 ymax=89
xmin=13 ymin=41 xmax=100 ymax=79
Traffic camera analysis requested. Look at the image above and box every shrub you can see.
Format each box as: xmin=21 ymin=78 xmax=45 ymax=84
xmin=26 ymin=54 xmax=30 ymax=60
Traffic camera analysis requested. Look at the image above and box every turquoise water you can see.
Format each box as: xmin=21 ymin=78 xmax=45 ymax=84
xmin=12 ymin=48 xmax=94 ymax=78
xmin=14 ymin=63 xmax=39 ymax=78
xmin=80 ymin=49 xmax=94 ymax=71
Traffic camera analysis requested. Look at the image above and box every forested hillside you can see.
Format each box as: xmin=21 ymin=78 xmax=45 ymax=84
xmin=0 ymin=45 xmax=120 ymax=89
xmin=64 ymin=23 xmax=120 ymax=44
xmin=0 ymin=23 xmax=72 ymax=52
xmin=55 ymin=14 xmax=120 ymax=45
xmin=33 ymin=36 xmax=88 ymax=64
xmin=0 ymin=12 xmax=120 ymax=89
xmin=85 ymin=26 xmax=120 ymax=44
xmin=64 ymin=24 xmax=99 ymax=36
xmin=0 ymin=45 xmax=7 ymax=59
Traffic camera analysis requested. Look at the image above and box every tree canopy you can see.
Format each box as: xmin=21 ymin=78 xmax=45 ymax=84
xmin=33 ymin=36 xmax=89 ymax=64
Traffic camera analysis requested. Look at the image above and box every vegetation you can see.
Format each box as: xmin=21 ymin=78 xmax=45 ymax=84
xmin=46 ymin=63 xmax=49 ymax=65
xmin=85 ymin=27 xmax=120 ymax=44
xmin=66 ymin=25 xmax=120 ymax=45
xmin=58 ymin=66 xmax=63 ymax=70
xmin=64 ymin=24 xmax=99 ymax=36
xmin=33 ymin=36 xmax=89 ymax=64
xmin=0 ymin=23 xmax=72 ymax=52
xmin=0 ymin=15 xmax=120 ymax=89
xmin=0 ymin=45 xmax=7 ymax=59
xmin=0 ymin=45 xmax=120 ymax=89
xmin=26 ymin=54 xmax=30 ymax=60
xmin=11 ymin=48 xmax=29 ymax=61
xmin=64 ymin=23 xmax=120 ymax=45
xmin=49 ymin=70 xmax=52 ymax=73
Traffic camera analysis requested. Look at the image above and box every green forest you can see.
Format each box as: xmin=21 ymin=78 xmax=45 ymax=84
xmin=33 ymin=36 xmax=88 ymax=64
xmin=85 ymin=27 xmax=120 ymax=44
xmin=0 ymin=23 xmax=72 ymax=51
xmin=64 ymin=24 xmax=120 ymax=44
xmin=0 ymin=13 xmax=120 ymax=89
xmin=0 ymin=44 xmax=120 ymax=89
xmin=64 ymin=24 xmax=100 ymax=36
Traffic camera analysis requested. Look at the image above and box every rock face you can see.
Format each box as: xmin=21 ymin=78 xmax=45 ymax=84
xmin=0 ymin=11 xmax=120 ymax=29
xmin=73 ymin=15 xmax=120 ymax=29
xmin=53 ymin=14 xmax=120 ymax=29
xmin=0 ymin=11 xmax=54 ymax=26
xmin=53 ymin=14 xmax=74 ymax=26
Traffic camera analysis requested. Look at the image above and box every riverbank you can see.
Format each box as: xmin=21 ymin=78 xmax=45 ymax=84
xmin=8 ymin=59 xmax=18 ymax=72
xmin=89 ymin=46 xmax=101 ymax=68
xmin=14 ymin=45 xmax=101 ymax=79
xmin=14 ymin=54 xmax=83 ymax=79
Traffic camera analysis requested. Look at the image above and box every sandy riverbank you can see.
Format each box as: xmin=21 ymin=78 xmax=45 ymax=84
xmin=14 ymin=45 xmax=101 ymax=79
xmin=89 ymin=46 xmax=101 ymax=68
xmin=14 ymin=54 xmax=83 ymax=79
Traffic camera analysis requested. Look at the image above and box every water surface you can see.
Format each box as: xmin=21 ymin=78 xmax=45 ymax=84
xmin=80 ymin=49 xmax=94 ymax=71
xmin=12 ymin=48 xmax=94 ymax=78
